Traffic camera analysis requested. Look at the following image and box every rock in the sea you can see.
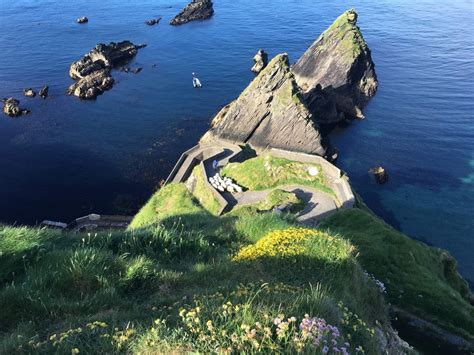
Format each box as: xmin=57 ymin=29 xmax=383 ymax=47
xmin=251 ymin=49 xmax=268 ymax=74
xmin=67 ymin=41 xmax=144 ymax=99
xmin=369 ymin=166 xmax=388 ymax=184
xmin=170 ymin=0 xmax=214 ymax=25
xmin=76 ymin=16 xmax=88 ymax=24
xmin=145 ymin=18 xmax=161 ymax=26
xmin=2 ymin=98 xmax=30 ymax=117
xmin=67 ymin=69 xmax=114 ymax=99
xmin=292 ymin=10 xmax=378 ymax=124
xmin=23 ymin=88 xmax=36 ymax=98
xmin=201 ymin=54 xmax=326 ymax=156
xmin=39 ymin=85 xmax=49 ymax=99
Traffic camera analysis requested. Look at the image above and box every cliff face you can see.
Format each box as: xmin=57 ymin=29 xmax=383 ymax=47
xmin=293 ymin=10 xmax=378 ymax=123
xmin=201 ymin=54 xmax=326 ymax=156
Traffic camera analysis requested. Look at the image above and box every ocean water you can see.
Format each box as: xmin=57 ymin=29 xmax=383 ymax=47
xmin=0 ymin=0 xmax=473 ymax=278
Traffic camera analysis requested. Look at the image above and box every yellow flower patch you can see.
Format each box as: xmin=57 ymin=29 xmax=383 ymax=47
xmin=233 ymin=228 xmax=327 ymax=261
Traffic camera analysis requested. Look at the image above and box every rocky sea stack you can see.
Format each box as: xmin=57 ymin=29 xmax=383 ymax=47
xmin=201 ymin=54 xmax=326 ymax=156
xmin=67 ymin=41 xmax=145 ymax=99
xmin=170 ymin=0 xmax=214 ymax=25
xmin=293 ymin=10 xmax=378 ymax=124
xmin=2 ymin=98 xmax=30 ymax=117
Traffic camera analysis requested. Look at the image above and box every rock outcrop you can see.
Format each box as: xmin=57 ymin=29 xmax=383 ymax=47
xmin=251 ymin=49 xmax=268 ymax=74
xmin=67 ymin=41 xmax=145 ymax=99
xmin=2 ymin=98 xmax=30 ymax=117
xmin=170 ymin=0 xmax=214 ymax=25
xmin=76 ymin=16 xmax=88 ymax=24
xmin=39 ymin=85 xmax=49 ymax=99
xmin=201 ymin=54 xmax=326 ymax=156
xmin=23 ymin=88 xmax=36 ymax=98
xmin=369 ymin=166 xmax=388 ymax=184
xmin=292 ymin=10 xmax=378 ymax=124
xmin=145 ymin=18 xmax=161 ymax=26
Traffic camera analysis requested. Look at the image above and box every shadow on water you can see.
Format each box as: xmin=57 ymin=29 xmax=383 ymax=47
xmin=0 ymin=142 xmax=149 ymax=225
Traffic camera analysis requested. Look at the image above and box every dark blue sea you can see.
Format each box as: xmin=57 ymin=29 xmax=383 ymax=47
xmin=0 ymin=0 xmax=473 ymax=278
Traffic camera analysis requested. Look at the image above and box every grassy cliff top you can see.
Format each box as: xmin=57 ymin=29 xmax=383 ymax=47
xmin=1 ymin=174 xmax=472 ymax=352
xmin=221 ymin=155 xmax=335 ymax=197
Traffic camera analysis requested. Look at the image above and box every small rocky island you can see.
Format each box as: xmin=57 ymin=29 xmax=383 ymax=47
xmin=170 ymin=0 xmax=214 ymax=25
xmin=67 ymin=41 xmax=145 ymax=99
xmin=2 ymin=97 xmax=30 ymax=117
xmin=293 ymin=10 xmax=378 ymax=124
xmin=200 ymin=10 xmax=377 ymax=159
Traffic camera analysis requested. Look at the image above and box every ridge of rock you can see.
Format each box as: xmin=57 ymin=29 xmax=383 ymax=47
xmin=67 ymin=41 xmax=145 ymax=99
xmin=292 ymin=10 xmax=378 ymax=123
xmin=201 ymin=54 xmax=326 ymax=156
xmin=170 ymin=0 xmax=214 ymax=26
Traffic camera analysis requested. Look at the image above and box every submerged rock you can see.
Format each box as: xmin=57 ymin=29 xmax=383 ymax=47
xmin=145 ymin=18 xmax=161 ymax=26
xmin=39 ymin=85 xmax=49 ymax=99
xmin=292 ymin=10 xmax=378 ymax=124
xmin=170 ymin=0 xmax=214 ymax=25
xmin=2 ymin=97 xmax=30 ymax=117
xmin=67 ymin=41 xmax=145 ymax=99
xmin=76 ymin=16 xmax=88 ymax=24
xmin=251 ymin=49 xmax=268 ymax=74
xmin=23 ymin=88 xmax=36 ymax=98
xmin=369 ymin=166 xmax=388 ymax=184
xmin=201 ymin=54 xmax=326 ymax=156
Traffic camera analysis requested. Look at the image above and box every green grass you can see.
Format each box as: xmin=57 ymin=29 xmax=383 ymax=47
xmin=128 ymin=183 xmax=203 ymax=229
xmin=255 ymin=189 xmax=305 ymax=213
xmin=189 ymin=164 xmax=222 ymax=215
xmin=319 ymin=209 xmax=474 ymax=341
xmin=1 ymin=180 xmax=471 ymax=353
xmin=221 ymin=155 xmax=335 ymax=197
xmin=0 ymin=197 xmax=399 ymax=353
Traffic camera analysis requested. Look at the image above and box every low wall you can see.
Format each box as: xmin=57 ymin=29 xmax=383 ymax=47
xmin=199 ymin=161 xmax=229 ymax=215
xmin=165 ymin=145 xmax=201 ymax=184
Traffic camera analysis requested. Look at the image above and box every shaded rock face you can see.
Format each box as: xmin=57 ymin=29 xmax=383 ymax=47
xmin=2 ymin=98 xmax=30 ymax=117
xmin=39 ymin=85 xmax=49 ymax=99
xmin=293 ymin=10 xmax=378 ymax=124
xmin=170 ymin=0 xmax=214 ymax=25
xmin=201 ymin=54 xmax=326 ymax=156
xmin=67 ymin=41 xmax=145 ymax=99
xmin=251 ymin=49 xmax=268 ymax=74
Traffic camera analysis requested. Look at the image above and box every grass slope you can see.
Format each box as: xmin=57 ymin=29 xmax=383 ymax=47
xmin=222 ymin=155 xmax=334 ymax=197
xmin=319 ymin=209 xmax=474 ymax=340
xmin=0 ymin=186 xmax=399 ymax=353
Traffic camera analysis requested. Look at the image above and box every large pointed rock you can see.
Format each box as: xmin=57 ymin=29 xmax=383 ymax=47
xmin=293 ymin=10 xmax=378 ymax=123
xmin=201 ymin=54 xmax=326 ymax=156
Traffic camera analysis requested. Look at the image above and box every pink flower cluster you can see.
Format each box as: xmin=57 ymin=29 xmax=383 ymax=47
xmin=299 ymin=315 xmax=350 ymax=354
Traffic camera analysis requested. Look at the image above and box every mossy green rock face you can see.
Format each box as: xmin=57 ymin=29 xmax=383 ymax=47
xmin=293 ymin=10 xmax=378 ymax=123
xmin=201 ymin=54 xmax=326 ymax=156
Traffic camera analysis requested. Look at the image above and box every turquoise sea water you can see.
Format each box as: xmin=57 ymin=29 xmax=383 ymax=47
xmin=0 ymin=0 xmax=473 ymax=279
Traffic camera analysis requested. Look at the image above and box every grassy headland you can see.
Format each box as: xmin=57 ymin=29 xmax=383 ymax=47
xmin=0 ymin=162 xmax=472 ymax=353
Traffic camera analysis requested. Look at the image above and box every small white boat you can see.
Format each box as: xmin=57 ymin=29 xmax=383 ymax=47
xmin=192 ymin=72 xmax=202 ymax=88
